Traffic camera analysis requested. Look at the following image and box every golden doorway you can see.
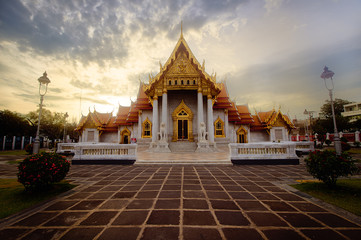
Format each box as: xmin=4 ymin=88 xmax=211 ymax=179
xmin=120 ymin=127 xmax=131 ymax=144
xmin=172 ymin=100 xmax=194 ymax=142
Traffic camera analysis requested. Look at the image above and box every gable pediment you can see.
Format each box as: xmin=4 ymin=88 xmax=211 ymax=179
xmin=83 ymin=116 xmax=97 ymax=129
xmin=166 ymin=52 xmax=199 ymax=77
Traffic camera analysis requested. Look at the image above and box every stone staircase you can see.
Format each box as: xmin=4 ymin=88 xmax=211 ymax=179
xmin=169 ymin=141 xmax=197 ymax=152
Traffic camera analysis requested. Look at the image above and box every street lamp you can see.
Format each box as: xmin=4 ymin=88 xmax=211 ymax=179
xmin=33 ymin=72 xmax=51 ymax=154
xmin=303 ymin=109 xmax=315 ymax=141
xmin=320 ymin=66 xmax=341 ymax=155
xmin=63 ymin=112 xmax=68 ymax=143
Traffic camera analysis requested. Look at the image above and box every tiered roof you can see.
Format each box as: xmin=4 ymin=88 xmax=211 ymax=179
xmin=251 ymin=109 xmax=295 ymax=131
xmin=76 ymin=110 xmax=117 ymax=132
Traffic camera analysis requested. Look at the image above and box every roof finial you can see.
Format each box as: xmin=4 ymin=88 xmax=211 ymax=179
xmin=180 ymin=21 xmax=183 ymax=38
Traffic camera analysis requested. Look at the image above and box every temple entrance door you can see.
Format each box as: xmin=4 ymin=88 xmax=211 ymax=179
xmin=177 ymin=119 xmax=188 ymax=140
xmin=172 ymin=100 xmax=194 ymax=142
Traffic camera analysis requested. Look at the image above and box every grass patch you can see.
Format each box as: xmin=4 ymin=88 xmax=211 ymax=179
xmin=0 ymin=150 xmax=28 ymax=156
xmin=291 ymin=179 xmax=361 ymax=216
xmin=0 ymin=179 xmax=76 ymax=219
xmin=6 ymin=160 xmax=23 ymax=165
xmin=347 ymin=148 xmax=361 ymax=154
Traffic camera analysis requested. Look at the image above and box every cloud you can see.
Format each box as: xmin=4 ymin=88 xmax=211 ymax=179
xmin=264 ymin=0 xmax=284 ymax=13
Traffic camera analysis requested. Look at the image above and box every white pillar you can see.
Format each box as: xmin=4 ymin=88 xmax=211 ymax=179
xmin=12 ymin=136 xmax=16 ymax=150
xmin=21 ymin=136 xmax=25 ymax=149
xmin=152 ymin=96 xmax=159 ymax=142
xmin=339 ymin=132 xmax=343 ymax=138
xmin=326 ymin=132 xmax=330 ymax=140
xmin=207 ymin=95 xmax=214 ymax=143
xmin=30 ymin=136 xmax=33 ymax=144
xmin=297 ymin=134 xmax=300 ymax=141
xmin=162 ymin=92 xmax=168 ymax=139
xmin=355 ymin=131 xmax=360 ymax=142
xmin=138 ymin=110 xmax=142 ymax=139
xmin=2 ymin=136 xmax=6 ymax=150
xmin=224 ymin=109 xmax=229 ymax=138
xmin=197 ymin=90 xmax=203 ymax=137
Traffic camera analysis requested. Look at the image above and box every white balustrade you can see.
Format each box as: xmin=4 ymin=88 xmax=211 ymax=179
xmin=229 ymin=142 xmax=298 ymax=161
xmin=72 ymin=143 xmax=137 ymax=161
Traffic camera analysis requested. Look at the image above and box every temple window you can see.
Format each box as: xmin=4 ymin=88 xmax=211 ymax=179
xmin=169 ymin=80 xmax=171 ymax=85
xmin=214 ymin=117 xmax=224 ymax=137
xmin=181 ymin=80 xmax=184 ymax=85
xmin=187 ymin=80 xmax=190 ymax=85
xmin=175 ymin=80 xmax=177 ymax=85
xmin=193 ymin=80 xmax=196 ymax=85
xmin=237 ymin=127 xmax=248 ymax=143
xmin=142 ymin=118 xmax=152 ymax=138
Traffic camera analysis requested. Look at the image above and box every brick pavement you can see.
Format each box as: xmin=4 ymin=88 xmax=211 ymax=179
xmin=1 ymin=163 xmax=361 ymax=240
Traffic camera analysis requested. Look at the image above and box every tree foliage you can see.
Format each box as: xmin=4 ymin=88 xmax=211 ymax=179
xmin=1 ymin=109 xmax=78 ymax=141
xmin=27 ymin=109 xmax=76 ymax=141
xmin=320 ymin=98 xmax=350 ymax=118
xmin=314 ymin=98 xmax=351 ymax=133
xmin=0 ymin=110 xmax=35 ymax=136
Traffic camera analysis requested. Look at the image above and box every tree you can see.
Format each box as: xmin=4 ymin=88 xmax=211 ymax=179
xmin=0 ymin=110 xmax=35 ymax=136
xmin=320 ymin=98 xmax=350 ymax=118
xmin=27 ymin=109 xmax=68 ymax=141
xmin=315 ymin=98 xmax=351 ymax=132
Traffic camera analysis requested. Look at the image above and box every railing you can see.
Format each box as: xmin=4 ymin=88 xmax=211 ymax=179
xmin=229 ymin=142 xmax=298 ymax=161
xmin=57 ymin=143 xmax=77 ymax=154
xmin=72 ymin=143 xmax=137 ymax=162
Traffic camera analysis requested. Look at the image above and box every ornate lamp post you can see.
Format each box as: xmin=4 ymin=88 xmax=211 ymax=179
xmin=320 ymin=66 xmax=341 ymax=155
xmin=303 ymin=109 xmax=315 ymax=141
xmin=33 ymin=72 xmax=51 ymax=154
xmin=63 ymin=112 xmax=68 ymax=143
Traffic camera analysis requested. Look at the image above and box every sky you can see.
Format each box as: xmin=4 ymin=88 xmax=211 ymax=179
xmin=0 ymin=0 xmax=360 ymax=123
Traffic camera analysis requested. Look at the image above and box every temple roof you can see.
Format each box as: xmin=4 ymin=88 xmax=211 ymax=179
xmin=213 ymin=83 xmax=232 ymax=109
xmin=251 ymin=109 xmax=295 ymax=131
xmin=144 ymin=29 xmax=221 ymax=97
xmin=76 ymin=110 xmax=117 ymax=132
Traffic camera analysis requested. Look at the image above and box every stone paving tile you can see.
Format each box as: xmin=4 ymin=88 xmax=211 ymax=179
xmin=98 ymin=227 xmax=141 ymax=240
xmin=140 ymin=227 xmax=179 ymax=240
xmin=262 ymin=229 xmax=305 ymax=240
xmin=222 ymin=228 xmax=263 ymax=240
xmin=22 ymin=228 xmax=66 ymax=240
xmin=183 ymin=227 xmax=222 ymax=240
xmin=59 ymin=227 xmax=103 ymax=240
xmin=112 ymin=210 xmax=149 ymax=225
xmin=1 ymin=164 xmax=361 ymax=240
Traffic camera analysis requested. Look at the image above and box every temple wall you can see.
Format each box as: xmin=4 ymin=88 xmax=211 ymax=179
xmin=99 ymin=132 xmax=118 ymax=143
xmin=251 ymin=131 xmax=270 ymax=142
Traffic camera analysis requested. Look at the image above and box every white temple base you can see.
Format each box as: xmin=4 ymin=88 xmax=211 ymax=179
xmin=148 ymin=141 xmax=171 ymax=152
xmin=196 ymin=141 xmax=217 ymax=152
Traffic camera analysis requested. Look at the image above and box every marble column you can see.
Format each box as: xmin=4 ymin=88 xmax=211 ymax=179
xmin=162 ymin=91 xmax=168 ymax=138
xmin=207 ymin=95 xmax=214 ymax=143
xmin=355 ymin=131 xmax=360 ymax=142
xmin=138 ymin=110 xmax=142 ymax=139
xmin=197 ymin=89 xmax=203 ymax=137
xmin=224 ymin=109 xmax=229 ymax=138
xmin=152 ymin=96 xmax=159 ymax=142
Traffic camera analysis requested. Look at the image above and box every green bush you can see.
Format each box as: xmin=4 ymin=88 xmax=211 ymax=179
xmin=325 ymin=139 xmax=331 ymax=147
xmin=341 ymin=142 xmax=351 ymax=152
xmin=305 ymin=150 xmax=359 ymax=187
xmin=24 ymin=143 xmax=33 ymax=154
xmin=17 ymin=152 xmax=70 ymax=191
xmin=340 ymin=137 xmax=348 ymax=143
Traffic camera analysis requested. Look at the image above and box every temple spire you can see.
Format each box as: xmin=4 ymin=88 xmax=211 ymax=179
xmin=180 ymin=21 xmax=183 ymax=38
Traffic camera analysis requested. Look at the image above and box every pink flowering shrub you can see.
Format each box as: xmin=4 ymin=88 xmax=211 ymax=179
xmin=305 ymin=150 xmax=359 ymax=187
xmin=17 ymin=152 xmax=70 ymax=191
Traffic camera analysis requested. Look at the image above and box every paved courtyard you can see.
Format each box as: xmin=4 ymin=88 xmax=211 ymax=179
xmin=1 ymin=162 xmax=361 ymax=240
